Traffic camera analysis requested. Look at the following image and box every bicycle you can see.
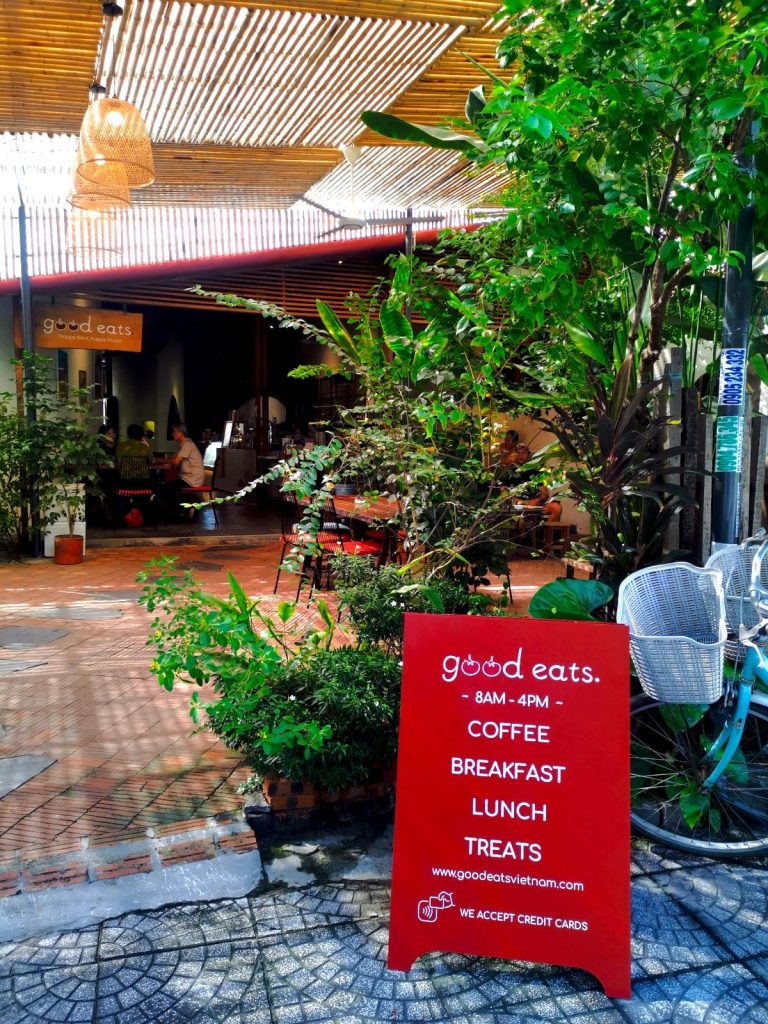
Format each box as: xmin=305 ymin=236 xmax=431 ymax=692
xmin=618 ymin=533 xmax=768 ymax=858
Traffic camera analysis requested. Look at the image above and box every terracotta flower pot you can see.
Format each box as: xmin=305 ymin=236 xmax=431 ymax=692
xmin=53 ymin=534 xmax=84 ymax=565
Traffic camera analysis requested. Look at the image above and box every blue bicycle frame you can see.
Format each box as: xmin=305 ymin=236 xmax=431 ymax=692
xmin=702 ymin=538 xmax=768 ymax=790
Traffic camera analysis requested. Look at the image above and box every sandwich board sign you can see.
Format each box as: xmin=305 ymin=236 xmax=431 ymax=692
xmin=388 ymin=613 xmax=631 ymax=999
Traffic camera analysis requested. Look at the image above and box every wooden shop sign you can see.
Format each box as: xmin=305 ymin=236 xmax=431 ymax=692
xmin=34 ymin=304 xmax=142 ymax=352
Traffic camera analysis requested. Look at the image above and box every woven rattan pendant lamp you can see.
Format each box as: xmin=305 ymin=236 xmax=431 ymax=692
xmin=77 ymin=97 xmax=155 ymax=189
xmin=66 ymin=208 xmax=123 ymax=260
xmin=68 ymin=161 xmax=131 ymax=210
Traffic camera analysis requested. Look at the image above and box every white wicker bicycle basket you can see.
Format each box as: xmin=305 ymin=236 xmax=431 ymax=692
xmin=704 ymin=544 xmax=768 ymax=660
xmin=616 ymin=562 xmax=726 ymax=703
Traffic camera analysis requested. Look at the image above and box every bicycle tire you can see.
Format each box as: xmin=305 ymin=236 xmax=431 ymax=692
xmin=630 ymin=692 xmax=768 ymax=857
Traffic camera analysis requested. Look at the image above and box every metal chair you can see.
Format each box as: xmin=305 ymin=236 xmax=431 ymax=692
xmin=275 ymin=496 xmax=383 ymax=599
xmin=313 ymin=498 xmax=382 ymax=590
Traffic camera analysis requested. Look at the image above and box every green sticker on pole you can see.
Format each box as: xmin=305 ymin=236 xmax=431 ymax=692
xmin=715 ymin=416 xmax=744 ymax=473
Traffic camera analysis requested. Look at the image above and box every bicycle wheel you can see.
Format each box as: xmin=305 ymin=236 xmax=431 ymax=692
xmin=630 ymin=692 xmax=768 ymax=857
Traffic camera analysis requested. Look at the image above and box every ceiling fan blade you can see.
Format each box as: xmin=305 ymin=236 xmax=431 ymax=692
xmin=301 ymin=196 xmax=344 ymax=220
xmin=316 ymin=226 xmax=347 ymax=239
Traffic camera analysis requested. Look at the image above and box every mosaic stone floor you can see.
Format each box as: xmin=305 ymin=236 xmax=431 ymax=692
xmin=1 ymin=844 xmax=768 ymax=1023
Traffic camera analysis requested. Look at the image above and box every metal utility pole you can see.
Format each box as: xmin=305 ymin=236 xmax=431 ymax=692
xmin=17 ymin=194 xmax=43 ymax=556
xmin=17 ymin=194 xmax=34 ymax=356
xmin=711 ymin=119 xmax=759 ymax=547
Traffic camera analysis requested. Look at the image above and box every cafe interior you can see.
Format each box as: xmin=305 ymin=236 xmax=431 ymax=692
xmin=0 ymin=0 xmax=586 ymax=558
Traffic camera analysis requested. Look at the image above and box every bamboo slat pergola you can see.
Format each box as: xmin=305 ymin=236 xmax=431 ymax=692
xmin=0 ymin=0 xmax=507 ymax=209
xmin=0 ymin=1 xmax=515 ymax=282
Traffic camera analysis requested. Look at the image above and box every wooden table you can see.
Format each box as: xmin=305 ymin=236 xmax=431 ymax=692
xmin=508 ymin=504 xmax=550 ymax=552
xmin=332 ymin=495 xmax=400 ymax=525
xmin=151 ymin=458 xmax=177 ymax=484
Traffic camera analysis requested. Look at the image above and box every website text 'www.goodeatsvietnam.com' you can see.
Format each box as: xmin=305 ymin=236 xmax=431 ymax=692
xmin=431 ymin=866 xmax=585 ymax=892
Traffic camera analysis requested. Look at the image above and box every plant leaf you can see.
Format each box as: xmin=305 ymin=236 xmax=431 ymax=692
xmin=709 ymin=95 xmax=746 ymax=120
xmin=277 ymin=600 xmax=295 ymax=623
xmin=316 ymin=301 xmax=358 ymax=360
xmin=465 ymin=84 xmax=486 ymax=124
xmin=228 ymin=573 xmax=250 ymax=616
xmin=528 ymin=579 xmax=614 ymax=621
xmin=360 ymin=111 xmax=488 ymax=154
xmin=379 ymin=301 xmax=414 ymax=342
xmin=564 ymin=321 xmax=610 ymax=366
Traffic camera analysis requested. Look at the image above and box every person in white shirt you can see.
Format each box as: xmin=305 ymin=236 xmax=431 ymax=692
xmin=172 ymin=424 xmax=205 ymax=487
xmin=161 ymin=423 xmax=206 ymax=519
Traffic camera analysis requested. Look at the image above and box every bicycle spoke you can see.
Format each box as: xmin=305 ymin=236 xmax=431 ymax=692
xmin=630 ymin=693 xmax=768 ymax=856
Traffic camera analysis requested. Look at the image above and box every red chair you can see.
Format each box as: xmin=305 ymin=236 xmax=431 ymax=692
xmin=274 ymin=496 xmax=383 ymax=599
xmin=274 ymin=494 xmax=315 ymax=600
xmin=313 ymin=498 xmax=381 ymax=591
xmin=116 ymin=456 xmax=156 ymax=527
xmin=179 ymin=461 xmax=219 ymax=527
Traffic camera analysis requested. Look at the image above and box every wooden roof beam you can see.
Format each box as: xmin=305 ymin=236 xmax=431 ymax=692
xmin=185 ymin=1 xmax=503 ymax=29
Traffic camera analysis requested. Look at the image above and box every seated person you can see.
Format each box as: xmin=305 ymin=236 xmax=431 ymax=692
xmin=97 ymin=423 xmax=117 ymax=464
xmin=116 ymin=424 xmax=152 ymax=478
xmin=90 ymin=423 xmax=118 ymax=525
xmin=161 ymin=424 xmax=205 ymax=518
xmin=525 ymin=482 xmax=562 ymax=522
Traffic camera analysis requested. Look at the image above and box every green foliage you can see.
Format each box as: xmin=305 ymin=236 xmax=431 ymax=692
xmin=528 ymin=579 xmax=614 ymax=621
xmin=542 ymin=359 xmax=695 ymax=583
xmin=367 ymin=0 xmax=768 ymax=373
xmin=192 ymin=267 xmax=545 ymax=584
xmin=0 ymin=354 xmax=103 ymax=553
xmin=331 ymin=555 xmax=494 ymax=656
xmin=252 ymin=647 xmax=402 ymax=790
xmin=138 ymin=556 xmax=401 ymax=790
xmin=0 ymin=402 xmax=25 ymax=554
xmin=360 ymin=111 xmax=487 ymax=153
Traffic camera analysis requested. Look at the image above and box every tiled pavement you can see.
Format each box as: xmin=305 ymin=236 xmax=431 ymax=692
xmin=1 ymin=844 xmax=768 ymax=1022
xmin=0 ymin=543 xmax=567 ymax=885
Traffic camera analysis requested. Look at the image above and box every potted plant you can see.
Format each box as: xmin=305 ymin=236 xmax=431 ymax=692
xmin=137 ymin=554 xmax=495 ymax=825
xmin=20 ymin=355 xmax=103 ymax=564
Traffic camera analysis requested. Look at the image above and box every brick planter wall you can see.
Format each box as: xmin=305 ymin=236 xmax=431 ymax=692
xmin=258 ymin=767 xmax=396 ymax=828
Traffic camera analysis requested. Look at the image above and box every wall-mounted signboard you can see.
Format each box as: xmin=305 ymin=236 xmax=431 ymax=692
xmin=388 ymin=613 xmax=631 ymax=999
xmin=34 ymin=304 xmax=142 ymax=352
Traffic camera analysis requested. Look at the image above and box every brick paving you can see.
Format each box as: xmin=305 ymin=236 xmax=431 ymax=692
xmin=0 ymin=542 xmax=567 ymax=887
xmin=0 ymin=543 xmax=338 ymax=877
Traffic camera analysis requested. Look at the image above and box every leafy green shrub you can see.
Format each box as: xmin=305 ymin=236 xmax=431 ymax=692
xmin=0 ymin=409 xmax=24 ymax=555
xmin=231 ymin=647 xmax=401 ymax=791
xmin=332 ymin=554 xmax=494 ymax=655
xmin=138 ymin=556 xmax=400 ymax=790
xmin=0 ymin=354 xmax=103 ymax=556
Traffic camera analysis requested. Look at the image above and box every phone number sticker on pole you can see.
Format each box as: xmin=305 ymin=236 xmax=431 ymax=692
xmin=388 ymin=613 xmax=632 ymax=999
